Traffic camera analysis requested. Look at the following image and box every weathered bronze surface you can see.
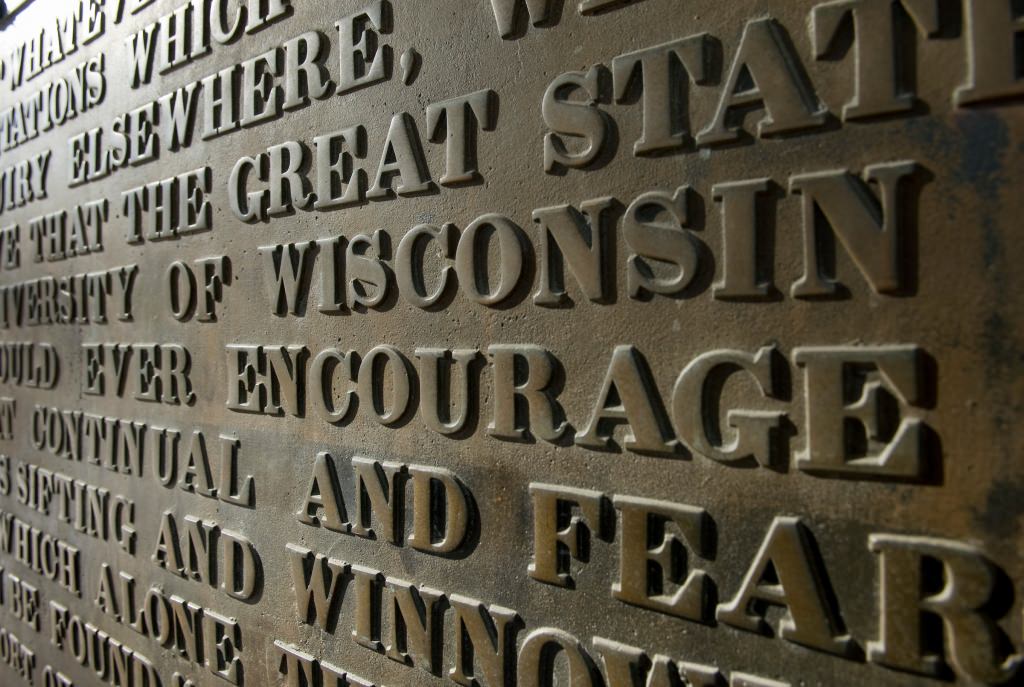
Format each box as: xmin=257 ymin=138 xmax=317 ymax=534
xmin=0 ymin=0 xmax=1021 ymax=685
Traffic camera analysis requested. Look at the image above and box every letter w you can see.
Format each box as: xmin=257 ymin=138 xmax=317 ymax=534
xmin=260 ymin=242 xmax=315 ymax=316
xmin=159 ymin=83 xmax=199 ymax=151
xmin=489 ymin=0 xmax=557 ymax=38
xmin=287 ymin=544 xmax=348 ymax=631
xmin=125 ymin=23 xmax=158 ymax=87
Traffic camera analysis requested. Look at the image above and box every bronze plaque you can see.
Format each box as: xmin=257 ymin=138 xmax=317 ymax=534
xmin=0 ymin=0 xmax=1021 ymax=685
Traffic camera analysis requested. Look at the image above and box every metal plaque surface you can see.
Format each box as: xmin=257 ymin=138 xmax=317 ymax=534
xmin=0 ymin=0 xmax=1022 ymax=685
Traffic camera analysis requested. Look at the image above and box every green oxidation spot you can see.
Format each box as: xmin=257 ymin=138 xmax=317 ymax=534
xmin=952 ymin=113 xmax=1024 ymax=517
xmin=951 ymin=113 xmax=1020 ymax=389
xmin=954 ymin=112 xmax=1009 ymax=192
xmin=978 ymin=475 xmax=1024 ymax=540
xmin=954 ymin=111 xmax=1009 ymax=268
